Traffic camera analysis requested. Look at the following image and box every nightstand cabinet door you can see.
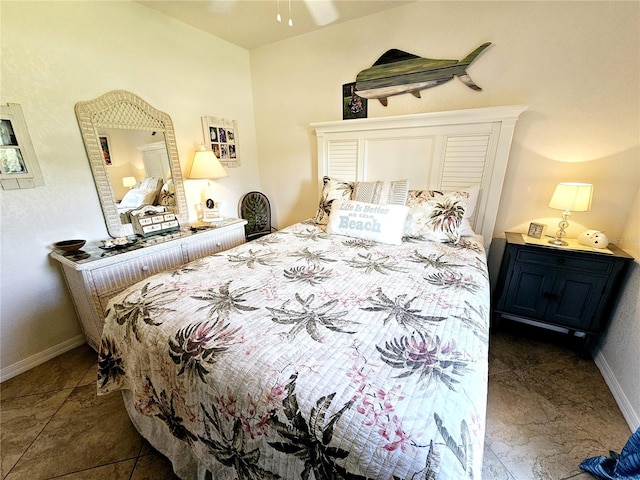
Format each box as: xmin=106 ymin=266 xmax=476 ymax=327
xmin=501 ymin=262 xmax=555 ymax=319
xmin=545 ymin=272 xmax=607 ymax=330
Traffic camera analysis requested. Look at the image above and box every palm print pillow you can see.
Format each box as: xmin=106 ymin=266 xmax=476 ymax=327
xmin=314 ymin=176 xmax=354 ymax=225
xmin=403 ymin=190 xmax=469 ymax=243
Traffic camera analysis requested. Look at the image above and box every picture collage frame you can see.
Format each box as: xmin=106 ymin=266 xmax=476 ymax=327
xmin=201 ymin=116 xmax=239 ymax=168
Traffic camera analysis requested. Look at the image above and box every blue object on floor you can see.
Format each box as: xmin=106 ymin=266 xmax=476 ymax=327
xmin=580 ymin=428 xmax=640 ymax=479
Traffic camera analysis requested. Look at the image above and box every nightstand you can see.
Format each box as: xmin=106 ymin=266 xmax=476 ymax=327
xmin=493 ymin=232 xmax=633 ymax=354
xmin=51 ymin=219 xmax=246 ymax=351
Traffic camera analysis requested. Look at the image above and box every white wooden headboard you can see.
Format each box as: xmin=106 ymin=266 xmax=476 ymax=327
xmin=312 ymin=105 xmax=528 ymax=250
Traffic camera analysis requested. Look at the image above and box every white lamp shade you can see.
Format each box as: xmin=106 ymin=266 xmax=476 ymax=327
xmin=549 ymin=182 xmax=593 ymax=212
xmin=189 ymin=147 xmax=228 ymax=180
xmin=122 ymin=176 xmax=137 ymax=188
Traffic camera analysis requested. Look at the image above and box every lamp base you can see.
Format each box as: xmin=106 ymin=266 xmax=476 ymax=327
xmin=548 ymin=238 xmax=568 ymax=246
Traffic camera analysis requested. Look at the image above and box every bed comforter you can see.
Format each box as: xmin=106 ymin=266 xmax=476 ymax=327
xmin=97 ymin=221 xmax=490 ymax=480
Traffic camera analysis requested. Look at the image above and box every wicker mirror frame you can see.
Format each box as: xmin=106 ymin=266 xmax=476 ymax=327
xmin=75 ymin=90 xmax=188 ymax=237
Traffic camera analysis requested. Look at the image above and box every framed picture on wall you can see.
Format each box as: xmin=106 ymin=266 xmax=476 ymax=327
xmin=342 ymin=82 xmax=367 ymax=120
xmin=99 ymin=135 xmax=112 ymax=166
xmin=201 ymin=116 xmax=239 ymax=168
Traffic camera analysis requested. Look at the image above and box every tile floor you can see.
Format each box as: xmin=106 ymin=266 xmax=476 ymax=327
xmin=1 ymin=320 xmax=632 ymax=480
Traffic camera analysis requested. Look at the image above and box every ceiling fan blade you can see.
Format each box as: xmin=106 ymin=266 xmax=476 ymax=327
xmin=303 ymin=0 xmax=339 ymax=26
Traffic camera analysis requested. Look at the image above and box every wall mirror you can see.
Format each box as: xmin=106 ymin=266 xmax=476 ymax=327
xmin=75 ymin=90 xmax=188 ymax=237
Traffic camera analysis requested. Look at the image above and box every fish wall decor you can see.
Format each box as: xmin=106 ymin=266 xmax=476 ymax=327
xmin=355 ymin=42 xmax=491 ymax=106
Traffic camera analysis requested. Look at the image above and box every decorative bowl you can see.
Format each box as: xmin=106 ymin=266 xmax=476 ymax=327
xmin=54 ymin=239 xmax=86 ymax=252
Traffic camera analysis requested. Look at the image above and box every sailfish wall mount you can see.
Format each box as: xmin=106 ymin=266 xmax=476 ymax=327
xmin=355 ymin=42 xmax=491 ymax=106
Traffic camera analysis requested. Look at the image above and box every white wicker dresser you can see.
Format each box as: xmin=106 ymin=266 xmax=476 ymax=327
xmin=51 ymin=219 xmax=247 ymax=351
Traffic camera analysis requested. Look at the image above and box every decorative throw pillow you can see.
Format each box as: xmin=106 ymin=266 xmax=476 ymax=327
xmin=314 ymin=176 xmax=354 ymax=225
xmin=408 ymin=185 xmax=479 ymax=219
xmin=326 ymin=199 xmax=410 ymax=245
xmin=156 ymin=180 xmax=175 ymax=206
xmin=404 ymin=190 xmax=469 ymax=243
xmin=353 ymin=179 xmax=409 ymax=205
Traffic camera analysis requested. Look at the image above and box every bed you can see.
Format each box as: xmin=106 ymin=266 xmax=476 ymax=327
xmin=97 ymin=105 xmax=527 ymax=480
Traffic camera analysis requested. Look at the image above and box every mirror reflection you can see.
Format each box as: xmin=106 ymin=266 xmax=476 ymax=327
xmin=75 ymin=90 xmax=188 ymax=238
xmin=98 ymin=129 xmax=175 ymax=221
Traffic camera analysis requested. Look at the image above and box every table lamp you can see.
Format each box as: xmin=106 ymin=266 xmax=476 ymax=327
xmin=548 ymin=182 xmax=593 ymax=246
xmin=122 ymin=176 xmax=137 ymax=189
xmin=189 ymin=145 xmax=228 ymax=222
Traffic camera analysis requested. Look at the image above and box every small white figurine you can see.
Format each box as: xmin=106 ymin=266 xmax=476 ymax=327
xmin=578 ymin=230 xmax=609 ymax=248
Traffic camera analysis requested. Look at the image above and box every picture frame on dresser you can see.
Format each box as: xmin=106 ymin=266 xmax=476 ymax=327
xmin=527 ymin=222 xmax=546 ymax=239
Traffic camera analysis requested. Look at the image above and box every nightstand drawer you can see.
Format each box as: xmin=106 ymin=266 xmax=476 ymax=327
xmin=91 ymin=247 xmax=186 ymax=296
xmin=516 ymin=249 xmax=615 ymax=275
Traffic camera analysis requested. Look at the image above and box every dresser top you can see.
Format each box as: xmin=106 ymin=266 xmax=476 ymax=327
xmin=51 ymin=219 xmax=246 ymax=268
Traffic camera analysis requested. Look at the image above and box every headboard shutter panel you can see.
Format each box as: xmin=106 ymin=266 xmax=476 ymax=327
xmin=327 ymin=140 xmax=358 ymax=181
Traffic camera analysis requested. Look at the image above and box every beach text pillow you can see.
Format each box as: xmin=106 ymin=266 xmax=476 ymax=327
xmin=326 ymin=200 xmax=409 ymax=245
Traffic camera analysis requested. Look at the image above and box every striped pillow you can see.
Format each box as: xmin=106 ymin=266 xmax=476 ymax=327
xmin=353 ymin=179 xmax=409 ymax=205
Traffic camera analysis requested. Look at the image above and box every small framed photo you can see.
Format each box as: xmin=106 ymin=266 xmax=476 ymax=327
xmin=527 ymin=222 xmax=546 ymax=239
xmin=201 ymin=116 xmax=239 ymax=168
xmin=99 ymin=135 xmax=112 ymax=166
xmin=342 ymin=82 xmax=367 ymax=120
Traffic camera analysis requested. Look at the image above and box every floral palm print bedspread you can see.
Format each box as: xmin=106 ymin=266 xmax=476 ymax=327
xmin=98 ymin=222 xmax=490 ymax=480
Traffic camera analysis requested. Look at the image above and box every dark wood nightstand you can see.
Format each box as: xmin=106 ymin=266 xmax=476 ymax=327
xmin=493 ymin=232 xmax=633 ymax=354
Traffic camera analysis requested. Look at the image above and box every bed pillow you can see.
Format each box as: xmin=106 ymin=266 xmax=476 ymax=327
xmin=314 ymin=176 xmax=354 ymax=225
xmin=119 ymin=187 xmax=161 ymax=209
xmin=407 ymin=185 xmax=479 ymax=219
xmin=462 ymin=185 xmax=480 ymax=219
xmin=459 ymin=218 xmax=476 ymax=237
xmin=156 ymin=180 xmax=175 ymax=206
xmin=353 ymin=179 xmax=409 ymax=205
xmin=404 ymin=190 xmax=469 ymax=243
xmin=326 ymin=199 xmax=409 ymax=245
xmin=138 ymin=176 xmax=164 ymax=191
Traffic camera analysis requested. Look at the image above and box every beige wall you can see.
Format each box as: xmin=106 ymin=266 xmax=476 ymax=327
xmin=251 ymin=1 xmax=638 ymax=239
xmin=0 ymin=1 xmax=261 ymax=375
xmin=249 ymin=1 xmax=639 ymax=428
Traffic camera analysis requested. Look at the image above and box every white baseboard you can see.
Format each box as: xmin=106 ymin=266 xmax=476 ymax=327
xmin=594 ymin=350 xmax=640 ymax=431
xmin=0 ymin=335 xmax=87 ymax=383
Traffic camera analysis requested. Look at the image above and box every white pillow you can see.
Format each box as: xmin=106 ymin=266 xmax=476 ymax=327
xmin=138 ymin=176 xmax=163 ymax=191
xmin=459 ymin=218 xmax=476 ymax=237
xmin=462 ymin=185 xmax=480 ymax=219
xmin=326 ymin=200 xmax=409 ymax=245
xmin=120 ymin=187 xmax=160 ymax=209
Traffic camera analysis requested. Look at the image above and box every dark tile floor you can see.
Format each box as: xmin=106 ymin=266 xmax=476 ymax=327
xmin=1 ymin=321 xmax=632 ymax=479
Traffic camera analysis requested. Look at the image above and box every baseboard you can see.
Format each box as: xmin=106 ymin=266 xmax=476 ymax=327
xmin=594 ymin=350 xmax=640 ymax=431
xmin=0 ymin=335 xmax=87 ymax=383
